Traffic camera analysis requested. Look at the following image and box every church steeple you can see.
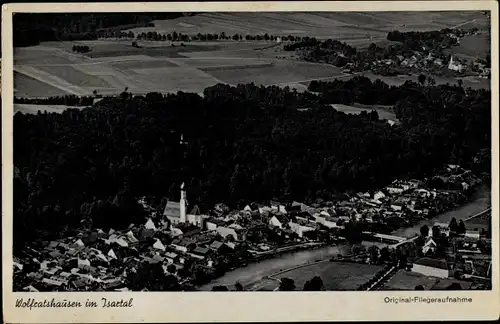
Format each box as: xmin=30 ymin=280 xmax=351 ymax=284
xmin=179 ymin=134 xmax=188 ymax=223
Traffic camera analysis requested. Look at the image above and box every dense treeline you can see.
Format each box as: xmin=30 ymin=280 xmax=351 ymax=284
xmin=72 ymin=45 xmax=91 ymax=53
xmin=13 ymin=79 xmax=490 ymax=250
xmin=387 ymin=27 xmax=478 ymax=52
xmin=13 ymin=13 xmax=185 ymax=47
xmin=134 ymin=31 xmax=299 ymax=42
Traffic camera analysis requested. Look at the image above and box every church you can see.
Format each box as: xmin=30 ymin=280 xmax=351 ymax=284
xmin=163 ymin=182 xmax=204 ymax=228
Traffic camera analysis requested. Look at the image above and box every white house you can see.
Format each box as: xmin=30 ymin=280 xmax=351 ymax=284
xmin=412 ymin=257 xmax=449 ymax=278
xmin=269 ymin=215 xmax=284 ymax=228
xmin=373 ymin=191 xmax=385 ymax=201
xmin=153 ymin=239 xmax=166 ymax=251
xmin=448 ymin=56 xmax=463 ymax=72
xmin=144 ymin=218 xmax=156 ymax=231
xmin=289 ymin=221 xmax=315 ymax=238
xmin=216 ymin=226 xmax=239 ymax=241
xmin=465 ymin=230 xmax=480 ymax=241
xmin=422 ymin=237 xmax=438 ymax=255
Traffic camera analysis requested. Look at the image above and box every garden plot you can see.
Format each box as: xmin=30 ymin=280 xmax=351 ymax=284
xmin=275 ymin=262 xmax=383 ymax=291
xmin=381 ymin=270 xmax=473 ymax=290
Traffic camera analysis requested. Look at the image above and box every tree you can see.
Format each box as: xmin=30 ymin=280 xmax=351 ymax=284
xmin=414 ymin=285 xmax=425 ymax=290
xmin=458 ymin=220 xmax=466 ymax=234
xmin=379 ymin=247 xmax=391 ymax=263
xmin=446 ymin=282 xmax=462 ymax=290
xmin=418 ymin=74 xmax=427 ymax=86
xmin=449 ymin=217 xmax=458 ymax=233
xmin=303 ymin=276 xmax=324 ymax=291
xmin=457 ymin=79 xmax=463 ymax=88
xmin=279 ymin=278 xmax=295 ymax=291
xmin=167 ymin=264 xmax=177 ymax=274
xmin=368 ymin=245 xmax=380 ymax=263
xmin=234 ymin=282 xmax=244 ymax=291
xmin=420 ymin=225 xmax=430 ymax=237
xmin=432 ymin=226 xmax=441 ymax=240
xmin=211 ymin=285 xmax=229 ymax=291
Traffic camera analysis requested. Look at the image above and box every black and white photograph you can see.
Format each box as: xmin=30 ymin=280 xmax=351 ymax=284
xmin=6 ymin=5 xmax=495 ymax=296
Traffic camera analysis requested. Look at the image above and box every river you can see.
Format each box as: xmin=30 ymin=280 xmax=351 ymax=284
xmin=200 ymin=185 xmax=491 ymax=290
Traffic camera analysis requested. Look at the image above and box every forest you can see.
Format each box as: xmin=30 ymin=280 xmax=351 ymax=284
xmin=12 ymin=13 xmax=186 ymax=47
xmin=13 ymin=78 xmax=491 ymax=250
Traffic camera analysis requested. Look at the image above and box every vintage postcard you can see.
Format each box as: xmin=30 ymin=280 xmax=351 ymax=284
xmin=2 ymin=1 xmax=499 ymax=322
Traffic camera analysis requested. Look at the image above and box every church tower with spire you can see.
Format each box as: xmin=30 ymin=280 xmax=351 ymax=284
xmin=179 ymin=133 xmax=188 ymax=223
xmin=180 ymin=182 xmax=187 ymax=223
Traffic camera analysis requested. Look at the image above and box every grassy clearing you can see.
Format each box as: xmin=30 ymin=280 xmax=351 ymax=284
xmin=276 ymin=262 xmax=383 ymax=291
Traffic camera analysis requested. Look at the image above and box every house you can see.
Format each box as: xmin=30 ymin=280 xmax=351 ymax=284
xmin=289 ymin=221 xmax=315 ymax=238
xmin=71 ymin=239 xmax=85 ymax=249
xmin=448 ymin=56 xmax=463 ymax=72
xmin=164 ymin=252 xmax=179 ymax=264
xmin=269 ymin=214 xmax=288 ymax=229
xmin=107 ymin=249 xmax=117 ymax=260
xmin=152 ymin=239 xmax=166 ymax=251
xmin=191 ymin=247 xmax=210 ymax=259
xmin=77 ymin=258 xmax=91 ymax=270
xmin=433 ymin=222 xmax=450 ymax=236
xmin=144 ymin=218 xmax=157 ymax=231
xmin=216 ymin=226 xmax=239 ymax=241
xmin=171 ymin=239 xmax=190 ymax=253
xmin=412 ymin=257 xmax=449 ymax=278
xmin=209 ymin=241 xmax=226 ymax=252
xmin=125 ymin=230 xmax=139 ymax=243
xmin=186 ymin=205 xmax=204 ymax=227
xmin=422 ymin=237 xmax=438 ymax=255
xmin=465 ymin=230 xmax=480 ymax=241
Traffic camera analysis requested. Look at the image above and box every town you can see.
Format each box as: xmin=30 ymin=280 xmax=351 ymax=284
xmin=13 ymin=162 xmax=491 ymax=292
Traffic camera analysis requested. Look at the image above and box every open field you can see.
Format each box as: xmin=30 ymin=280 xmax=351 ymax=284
xmin=14 ymin=72 xmax=72 ymax=97
xmin=273 ymin=261 xmax=383 ymax=291
xmin=13 ymin=12 xmax=490 ymax=98
xmin=445 ymin=32 xmax=490 ymax=59
xmin=128 ymin=12 xmax=489 ymax=39
xmin=381 ymin=270 xmax=473 ymax=290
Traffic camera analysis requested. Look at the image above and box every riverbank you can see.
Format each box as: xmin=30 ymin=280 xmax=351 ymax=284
xmin=199 ymin=184 xmax=491 ymax=291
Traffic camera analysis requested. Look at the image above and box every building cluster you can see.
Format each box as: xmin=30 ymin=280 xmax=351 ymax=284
xmin=13 ymin=164 xmax=484 ymax=291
